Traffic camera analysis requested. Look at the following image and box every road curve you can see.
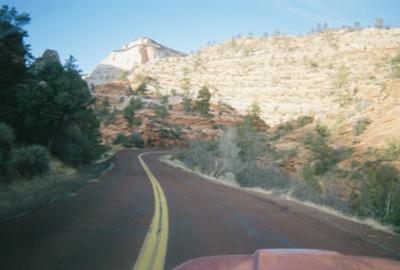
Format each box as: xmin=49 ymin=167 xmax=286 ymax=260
xmin=0 ymin=149 xmax=399 ymax=270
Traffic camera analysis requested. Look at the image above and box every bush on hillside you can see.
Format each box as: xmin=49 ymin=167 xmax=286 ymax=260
xmin=113 ymin=132 xmax=145 ymax=148
xmin=182 ymin=96 xmax=192 ymax=114
xmin=235 ymin=164 xmax=291 ymax=190
xmin=124 ymin=97 xmax=143 ymax=125
xmin=315 ymin=122 xmax=330 ymax=137
xmin=176 ymin=140 xmax=217 ymax=174
xmin=113 ymin=133 xmax=132 ymax=147
xmin=194 ymin=86 xmax=211 ymax=117
xmin=296 ymin=116 xmax=313 ymax=127
xmin=391 ymin=52 xmax=400 ymax=78
xmin=137 ymin=83 xmax=147 ymax=95
xmin=352 ymin=162 xmax=400 ymax=226
xmin=131 ymin=132 xmax=144 ymax=148
xmin=301 ymin=164 xmax=321 ymax=192
xmin=154 ymin=104 xmax=168 ymax=119
xmin=8 ymin=145 xmax=49 ymax=179
xmin=353 ymin=118 xmax=370 ymax=136
xmin=51 ymin=124 xmax=103 ymax=167
xmin=379 ymin=139 xmax=400 ymax=162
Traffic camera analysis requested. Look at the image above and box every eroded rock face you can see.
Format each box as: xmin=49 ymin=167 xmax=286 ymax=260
xmin=86 ymin=38 xmax=185 ymax=86
xmin=30 ymin=49 xmax=62 ymax=74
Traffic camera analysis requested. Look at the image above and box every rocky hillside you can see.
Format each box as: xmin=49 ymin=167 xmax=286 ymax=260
xmin=93 ymin=82 xmax=242 ymax=147
xmin=129 ymin=28 xmax=399 ymax=125
xmin=89 ymin=29 xmax=400 ymax=153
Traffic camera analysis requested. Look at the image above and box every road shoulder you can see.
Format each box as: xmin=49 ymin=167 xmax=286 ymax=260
xmin=0 ymin=157 xmax=115 ymax=223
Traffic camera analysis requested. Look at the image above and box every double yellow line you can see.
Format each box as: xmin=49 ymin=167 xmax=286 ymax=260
xmin=133 ymin=153 xmax=169 ymax=270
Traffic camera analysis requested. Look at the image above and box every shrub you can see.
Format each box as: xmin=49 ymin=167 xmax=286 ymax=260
xmin=214 ymin=128 xmax=244 ymax=177
xmin=333 ymin=65 xmax=348 ymax=88
xmin=113 ymin=132 xmax=144 ymax=148
xmin=312 ymin=159 xmax=328 ymax=175
xmin=137 ymin=83 xmax=147 ymax=94
xmin=379 ymin=139 xmax=400 ymax=162
xmin=124 ymin=97 xmax=143 ymax=125
xmin=176 ymin=140 xmax=218 ymax=174
xmin=352 ymin=162 xmax=400 ymax=226
xmin=131 ymin=132 xmax=144 ymax=148
xmin=154 ymin=95 xmax=169 ymax=119
xmin=353 ymin=118 xmax=370 ymax=136
xmin=129 ymin=97 xmax=144 ymax=110
xmin=155 ymin=104 xmax=168 ymax=119
xmin=236 ymin=164 xmax=290 ymax=190
xmin=336 ymin=89 xmax=353 ymax=107
xmin=182 ymin=96 xmax=192 ymax=113
xmin=270 ymin=122 xmax=293 ymax=140
xmin=315 ymin=122 xmax=329 ymax=137
xmin=296 ymin=116 xmax=313 ymax=127
xmin=302 ymin=131 xmax=345 ymax=175
xmin=287 ymin=149 xmax=298 ymax=158
xmin=113 ymin=133 xmax=132 ymax=147
xmin=8 ymin=145 xmax=50 ymax=178
xmin=302 ymin=164 xmax=321 ymax=192
xmin=51 ymin=125 xmax=103 ymax=166
xmin=350 ymin=170 xmax=363 ymax=180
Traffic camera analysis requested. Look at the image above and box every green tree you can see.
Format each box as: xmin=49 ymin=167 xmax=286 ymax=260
xmin=0 ymin=5 xmax=30 ymax=127
xmin=181 ymin=78 xmax=192 ymax=113
xmin=249 ymin=100 xmax=261 ymax=119
xmin=17 ymin=55 xmax=103 ymax=165
xmin=240 ymin=100 xmax=265 ymax=132
xmin=123 ymin=97 xmax=143 ymax=125
xmin=195 ymin=86 xmax=211 ymax=117
xmin=101 ymin=97 xmax=111 ymax=115
xmin=354 ymin=162 xmax=400 ymax=225
xmin=155 ymin=95 xmax=169 ymax=119
xmin=137 ymin=82 xmax=147 ymax=95
xmin=182 ymin=96 xmax=192 ymax=113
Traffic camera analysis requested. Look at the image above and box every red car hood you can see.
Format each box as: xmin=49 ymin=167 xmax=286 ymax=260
xmin=173 ymin=249 xmax=400 ymax=270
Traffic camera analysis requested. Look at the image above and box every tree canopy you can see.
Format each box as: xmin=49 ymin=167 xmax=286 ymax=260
xmin=0 ymin=5 xmax=103 ymax=169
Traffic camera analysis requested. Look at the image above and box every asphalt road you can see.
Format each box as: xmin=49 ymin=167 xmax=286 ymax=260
xmin=0 ymin=149 xmax=399 ymax=270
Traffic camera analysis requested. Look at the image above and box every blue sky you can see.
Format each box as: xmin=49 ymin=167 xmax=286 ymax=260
xmin=3 ymin=0 xmax=400 ymax=73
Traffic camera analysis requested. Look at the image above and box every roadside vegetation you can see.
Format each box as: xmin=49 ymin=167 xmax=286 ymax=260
xmin=0 ymin=5 xmax=105 ymax=185
xmin=112 ymin=132 xmax=145 ymax=148
xmin=174 ymin=101 xmax=400 ymax=229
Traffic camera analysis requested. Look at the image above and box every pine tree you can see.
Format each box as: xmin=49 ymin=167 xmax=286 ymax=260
xmin=0 ymin=5 xmax=30 ymax=127
xmin=195 ymin=86 xmax=211 ymax=117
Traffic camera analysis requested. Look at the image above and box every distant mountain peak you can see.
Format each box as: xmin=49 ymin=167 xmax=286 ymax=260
xmin=120 ymin=37 xmax=157 ymax=50
xmin=86 ymin=37 xmax=185 ymax=86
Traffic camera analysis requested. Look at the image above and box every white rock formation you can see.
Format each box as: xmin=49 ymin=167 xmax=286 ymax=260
xmin=86 ymin=37 xmax=185 ymax=86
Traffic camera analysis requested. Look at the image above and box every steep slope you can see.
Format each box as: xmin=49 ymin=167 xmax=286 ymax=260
xmin=86 ymin=37 xmax=185 ymax=86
